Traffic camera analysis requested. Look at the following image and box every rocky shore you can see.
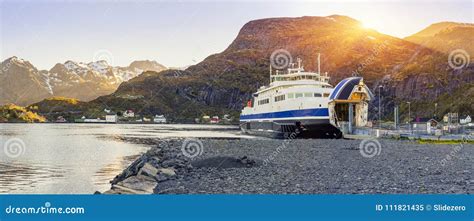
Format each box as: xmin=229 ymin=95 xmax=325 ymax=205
xmin=102 ymin=137 xmax=473 ymax=194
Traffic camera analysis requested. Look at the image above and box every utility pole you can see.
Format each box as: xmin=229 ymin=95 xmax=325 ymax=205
xmin=407 ymin=101 xmax=411 ymax=134
xmin=317 ymin=53 xmax=321 ymax=75
xmin=394 ymin=106 xmax=399 ymax=130
xmin=378 ymin=85 xmax=383 ymax=128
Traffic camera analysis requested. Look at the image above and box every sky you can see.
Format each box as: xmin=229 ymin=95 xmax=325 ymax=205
xmin=0 ymin=0 xmax=472 ymax=70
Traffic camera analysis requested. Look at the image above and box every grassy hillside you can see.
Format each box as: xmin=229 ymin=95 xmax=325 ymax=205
xmin=28 ymin=96 xmax=85 ymax=122
xmin=0 ymin=104 xmax=46 ymax=123
xmin=405 ymin=22 xmax=474 ymax=57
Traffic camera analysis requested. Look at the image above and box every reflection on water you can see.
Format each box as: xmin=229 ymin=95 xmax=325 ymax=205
xmin=93 ymin=154 xmax=141 ymax=187
xmin=0 ymin=123 xmax=248 ymax=194
xmin=0 ymin=162 xmax=68 ymax=193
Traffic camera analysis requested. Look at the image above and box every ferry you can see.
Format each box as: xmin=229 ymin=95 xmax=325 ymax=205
xmin=239 ymin=55 xmax=373 ymax=139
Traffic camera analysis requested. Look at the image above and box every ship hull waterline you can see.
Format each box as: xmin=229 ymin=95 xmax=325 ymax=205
xmin=240 ymin=118 xmax=343 ymax=139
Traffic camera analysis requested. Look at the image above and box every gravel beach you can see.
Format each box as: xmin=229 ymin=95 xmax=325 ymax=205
xmin=106 ymin=137 xmax=473 ymax=194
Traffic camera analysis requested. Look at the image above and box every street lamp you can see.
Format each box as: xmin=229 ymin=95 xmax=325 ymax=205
xmin=407 ymin=101 xmax=411 ymax=133
xmin=378 ymin=85 xmax=383 ymax=128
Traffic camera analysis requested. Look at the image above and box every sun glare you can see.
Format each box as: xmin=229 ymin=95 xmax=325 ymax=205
xmin=360 ymin=21 xmax=377 ymax=30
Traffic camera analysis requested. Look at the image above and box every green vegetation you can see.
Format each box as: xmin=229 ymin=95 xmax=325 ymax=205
xmin=26 ymin=97 xmax=85 ymax=122
xmin=45 ymin=96 xmax=80 ymax=105
xmin=395 ymin=83 xmax=474 ymax=121
xmin=0 ymin=104 xmax=46 ymax=123
xmin=418 ymin=139 xmax=474 ymax=145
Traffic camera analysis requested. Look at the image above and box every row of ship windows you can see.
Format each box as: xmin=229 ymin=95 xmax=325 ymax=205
xmin=272 ymin=76 xmax=330 ymax=82
xmin=258 ymin=98 xmax=270 ymax=105
xmin=258 ymin=93 xmax=330 ymax=105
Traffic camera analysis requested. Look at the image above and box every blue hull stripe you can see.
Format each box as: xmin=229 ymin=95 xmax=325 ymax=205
xmin=240 ymin=108 xmax=329 ymax=120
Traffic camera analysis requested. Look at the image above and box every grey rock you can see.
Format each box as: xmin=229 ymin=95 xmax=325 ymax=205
xmin=115 ymin=176 xmax=157 ymax=194
xmin=158 ymin=168 xmax=176 ymax=177
xmin=139 ymin=163 xmax=159 ymax=177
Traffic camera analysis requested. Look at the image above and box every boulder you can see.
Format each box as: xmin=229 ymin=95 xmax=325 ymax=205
xmin=111 ymin=155 xmax=147 ymax=185
xmin=139 ymin=163 xmax=159 ymax=177
xmin=158 ymin=168 xmax=176 ymax=177
xmin=115 ymin=176 xmax=157 ymax=194
xmin=155 ymin=173 xmax=170 ymax=182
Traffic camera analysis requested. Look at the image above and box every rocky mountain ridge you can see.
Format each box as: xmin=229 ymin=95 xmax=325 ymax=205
xmin=0 ymin=57 xmax=167 ymax=106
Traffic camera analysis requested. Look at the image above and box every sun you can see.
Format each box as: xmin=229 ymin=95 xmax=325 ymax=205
xmin=360 ymin=21 xmax=377 ymax=30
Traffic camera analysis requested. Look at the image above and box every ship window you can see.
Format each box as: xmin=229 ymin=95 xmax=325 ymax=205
xmin=295 ymin=93 xmax=303 ymax=98
xmin=323 ymin=93 xmax=330 ymax=97
xmin=314 ymin=93 xmax=322 ymax=97
xmin=258 ymin=98 xmax=270 ymax=105
xmin=304 ymin=92 xmax=313 ymax=97
xmin=288 ymin=93 xmax=294 ymax=99
xmin=274 ymin=95 xmax=285 ymax=102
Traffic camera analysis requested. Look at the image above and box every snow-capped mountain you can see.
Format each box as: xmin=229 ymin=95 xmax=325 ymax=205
xmin=0 ymin=57 xmax=167 ymax=106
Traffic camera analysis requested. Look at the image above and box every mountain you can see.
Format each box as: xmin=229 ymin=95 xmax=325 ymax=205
xmin=0 ymin=57 xmax=167 ymax=106
xmin=405 ymin=22 xmax=474 ymax=57
xmin=128 ymin=60 xmax=167 ymax=73
xmin=0 ymin=57 xmax=53 ymax=106
xmin=56 ymin=16 xmax=474 ymax=121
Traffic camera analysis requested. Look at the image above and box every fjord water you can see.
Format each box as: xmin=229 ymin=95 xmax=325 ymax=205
xmin=0 ymin=124 xmax=244 ymax=194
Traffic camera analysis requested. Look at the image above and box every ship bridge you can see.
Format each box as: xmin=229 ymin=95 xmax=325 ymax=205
xmin=328 ymin=77 xmax=374 ymax=134
xmin=269 ymin=57 xmax=330 ymax=85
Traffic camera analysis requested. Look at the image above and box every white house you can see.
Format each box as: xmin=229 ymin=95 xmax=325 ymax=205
xmin=106 ymin=114 xmax=118 ymax=123
xmin=412 ymin=118 xmax=438 ymax=134
xmin=123 ymin=110 xmax=135 ymax=118
xmin=154 ymin=115 xmax=167 ymax=123
xmin=210 ymin=116 xmax=220 ymax=124
xmin=460 ymin=115 xmax=471 ymax=124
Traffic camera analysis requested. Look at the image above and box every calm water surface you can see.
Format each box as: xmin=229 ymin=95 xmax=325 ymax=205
xmin=0 ymin=123 xmax=246 ymax=194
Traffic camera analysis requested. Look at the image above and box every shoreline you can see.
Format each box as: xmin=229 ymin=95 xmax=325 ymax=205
xmin=101 ymin=137 xmax=473 ymax=194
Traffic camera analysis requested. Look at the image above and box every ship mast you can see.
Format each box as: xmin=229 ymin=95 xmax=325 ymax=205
xmin=269 ymin=63 xmax=272 ymax=83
